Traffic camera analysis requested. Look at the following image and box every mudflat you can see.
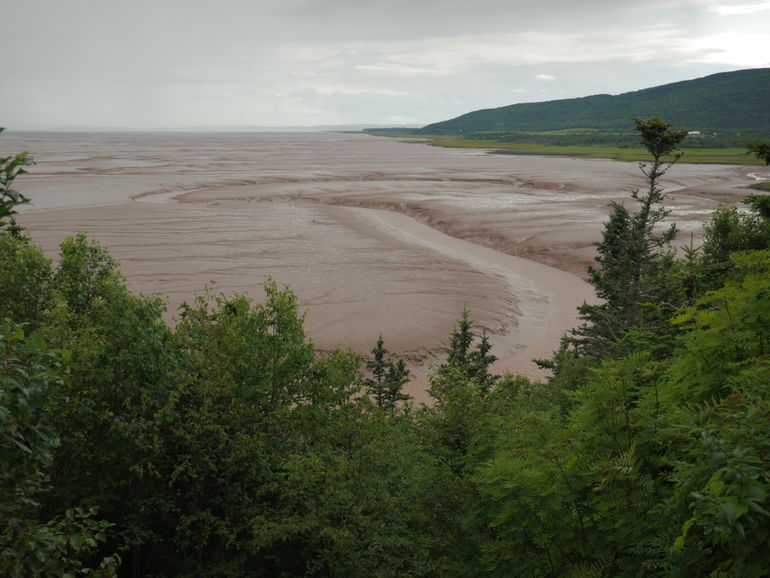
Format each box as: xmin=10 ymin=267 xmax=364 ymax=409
xmin=8 ymin=131 xmax=760 ymax=400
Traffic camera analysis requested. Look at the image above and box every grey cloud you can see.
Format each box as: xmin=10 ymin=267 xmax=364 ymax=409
xmin=1 ymin=0 xmax=767 ymax=129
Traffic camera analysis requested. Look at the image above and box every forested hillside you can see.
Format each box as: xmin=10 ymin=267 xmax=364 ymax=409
xmin=3 ymin=123 xmax=770 ymax=577
xmin=419 ymin=68 xmax=770 ymax=134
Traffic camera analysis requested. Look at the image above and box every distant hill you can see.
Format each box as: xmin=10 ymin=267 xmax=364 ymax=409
xmin=419 ymin=68 xmax=770 ymax=134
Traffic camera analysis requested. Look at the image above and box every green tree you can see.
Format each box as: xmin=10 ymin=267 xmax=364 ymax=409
xmin=157 ymin=281 xmax=369 ymax=575
xmin=743 ymin=193 xmax=770 ymax=219
xmin=0 ymin=234 xmax=53 ymax=329
xmin=431 ymin=308 xmax=497 ymax=400
xmin=414 ymin=311 xmax=509 ymax=575
xmin=745 ymin=140 xmax=770 ymax=165
xmin=1 ymin=321 xmax=119 ymax=576
xmin=364 ymin=335 xmax=411 ymax=415
xmin=575 ymin=116 xmax=687 ymax=360
xmin=30 ymin=234 xmax=182 ymax=575
xmin=700 ymin=195 xmax=770 ymax=291
xmin=383 ymin=358 xmax=410 ymax=409
xmin=425 ymin=309 xmax=499 ymax=477
xmin=258 ymin=404 xmax=452 ymax=577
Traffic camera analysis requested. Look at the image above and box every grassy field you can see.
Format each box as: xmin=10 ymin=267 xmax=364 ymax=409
xmin=373 ymin=133 xmax=765 ymax=165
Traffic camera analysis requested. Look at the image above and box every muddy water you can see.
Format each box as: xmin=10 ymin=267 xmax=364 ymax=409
xmin=5 ymin=131 xmax=759 ymax=399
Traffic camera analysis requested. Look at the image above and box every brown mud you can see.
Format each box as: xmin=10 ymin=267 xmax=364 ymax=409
xmin=8 ymin=131 xmax=761 ymax=402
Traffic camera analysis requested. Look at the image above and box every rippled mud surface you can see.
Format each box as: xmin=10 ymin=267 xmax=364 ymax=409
xmin=7 ymin=131 xmax=759 ymax=398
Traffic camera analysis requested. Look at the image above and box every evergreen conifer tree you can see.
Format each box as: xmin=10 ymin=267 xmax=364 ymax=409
xmin=431 ymin=308 xmax=497 ymax=401
xmin=575 ymin=116 xmax=687 ymax=359
xmin=365 ymin=335 xmax=411 ymax=415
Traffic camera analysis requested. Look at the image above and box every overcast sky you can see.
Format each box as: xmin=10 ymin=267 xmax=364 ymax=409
xmin=2 ymin=0 xmax=769 ymax=130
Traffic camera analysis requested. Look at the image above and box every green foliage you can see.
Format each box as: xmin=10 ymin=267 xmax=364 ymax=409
xmin=19 ymin=234 xmax=180 ymax=574
xmin=425 ymin=309 xmax=498 ymax=479
xmin=745 ymin=140 xmax=770 ymax=165
xmin=478 ymin=355 xmax=672 ymax=576
xmin=0 ymin=128 xmax=33 ymax=234
xmin=416 ymin=315 xmax=522 ymax=575
xmin=1 ymin=322 xmax=61 ymax=515
xmin=0 ymin=321 xmax=119 ymax=576
xmin=700 ymin=195 xmax=770 ymax=290
xmin=743 ymin=192 xmax=770 ymax=218
xmin=54 ymin=233 xmax=125 ymax=321
xmin=364 ymin=335 xmax=411 ymax=415
xmin=475 ymin=123 xmax=770 ymax=576
xmin=408 ymin=132 xmax=762 ymax=164
xmin=633 ymin=116 xmax=688 ymax=160
xmin=250 ymin=409 xmax=451 ymax=577
xmin=431 ymin=308 xmax=497 ymax=401
xmin=0 ymin=234 xmax=54 ymax=329
xmin=668 ymin=250 xmax=770 ymax=402
xmin=660 ymin=251 xmax=770 ymax=576
xmin=176 ymin=279 xmax=356 ymax=413
xmin=2 ymin=507 xmax=120 ymax=578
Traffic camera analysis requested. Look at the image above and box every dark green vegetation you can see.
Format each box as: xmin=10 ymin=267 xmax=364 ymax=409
xmin=3 ymin=121 xmax=770 ymax=577
xmin=746 ymin=141 xmax=770 ymax=165
xmin=418 ymin=68 xmax=770 ymax=135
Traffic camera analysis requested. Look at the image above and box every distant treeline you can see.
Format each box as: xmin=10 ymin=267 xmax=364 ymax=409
xmin=363 ymin=127 xmax=422 ymax=134
xmin=364 ymin=127 xmax=767 ymax=150
xmin=462 ymin=130 xmax=768 ymax=149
